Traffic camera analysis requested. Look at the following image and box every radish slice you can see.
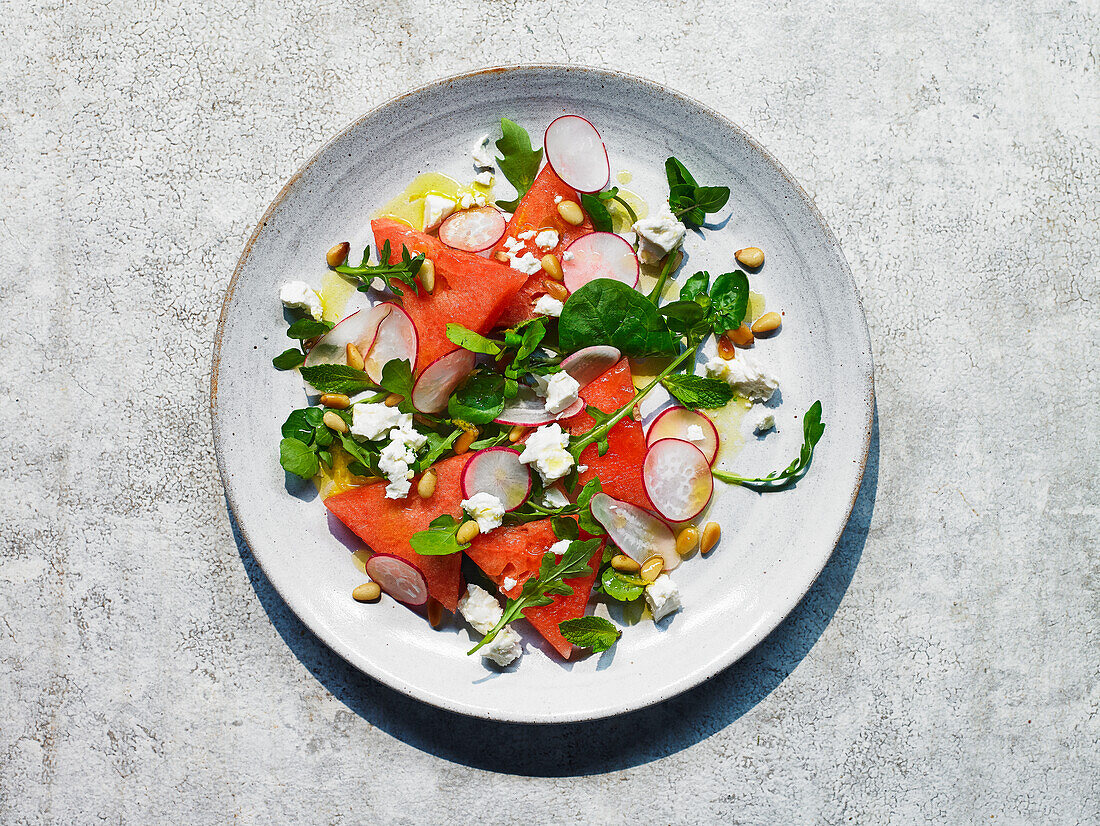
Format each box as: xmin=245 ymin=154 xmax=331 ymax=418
xmin=590 ymin=492 xmax=679 ymax=571
xmin=562 ymin=233 xmax=639 ymax=293
xmin=646 ymin=407 xmax=719 ymax=465
xmin=544 ymin=115 xmax=610 ymax=193
xmin=643 ymin=439 xmax=714 ymax=522
xmin=438 ymin=206 xmax=507 ymax=252
xmin=410 ymin=349 xmax=476 ymax=413
xmin=460 ymin=447 xmax=532 ymax=511
xmin=303 ymin=305 xmax=388 ymax=371
xmin=495 ymin=386 xmax=583 ymax=426
xmin=557 ymin=397 xmax=585 ymax=418
xmin=561 ymin=345 xmax=621 ymax=387
xmin=365 ymin=554 xmax=428 ymax=606
xmin=364 ymin=303 xmax=418 ymax=381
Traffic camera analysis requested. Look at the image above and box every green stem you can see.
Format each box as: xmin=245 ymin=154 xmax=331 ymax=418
xmin=646 ymin=251 xmax=680 ymax=304
xmin=467 ymin=599 xmax=528 ymax=655
xmin=611 ymin=194 xmax=638 ymax=226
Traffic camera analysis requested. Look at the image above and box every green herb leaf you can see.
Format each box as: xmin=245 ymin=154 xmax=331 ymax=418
xmin=679 ymin=272 xmax=710 ymax=303
xmin=279 ymin=437 xmax=319 ymax=478
xmin=709 ymin=271 xmax=749 ymax=332
xmin=282 ymin=409 xmax=316 ymax=442
xmin=558 ymin=278 xmax=678 ymax=358
xmin=410 ymin=514 xmax=469 ymax=556
xmin=415 ymin=428 xmax=461 ymax=473
xmin=580 ymin=192 xmax=613 ymax=232
xmin=558 ymin=616 xmax=621 ymax=653
xmin=495 ymin=118 xmax=543 ymax=212
xmin=448 ymin=371 xmax=506 ymax=425
xmin=286 ymin=318 xmax=334 ymax=340
xmin=299 ymin=364 xmax=380 ymax=395
xmin=515 ymin=317 xmax=547 ymax=362
xmin=379 ymin=358 xmax=415 ymax=401
xmin=335 ymin=240 xmax=424 ymax=299
xmin=600 ymin=566 xmax=647 ymax=602
xmin=446 ymin=323 xmax=503 ymax=356
xmin=665 ymin=157 xmax=730 ymax=228
xmin=273 ymin=348 xmax=306 ymax=370
xmin=338 ymin=432 xmax=381 ymax=476
xmin=661 ymin=374 xmax=734 ymax=410
xmin=713 ymin=401 xmax=825 ymax=491
xmin=550 ymin=516 xmax=580 ymax=542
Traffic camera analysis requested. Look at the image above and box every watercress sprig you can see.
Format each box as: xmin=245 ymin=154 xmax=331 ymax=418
xmin=334 ymin=240 xmax=424 ymax=299
xmin=712 ymin=401 xmax=825 ymax=491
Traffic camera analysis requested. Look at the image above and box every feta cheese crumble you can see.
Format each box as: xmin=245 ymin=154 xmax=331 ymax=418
xmin=461 ymin=491 xmax=506 ymax=534
xmin=547 ymin=539 xmax=571 ymax=557
xmin=509 ymin=252 xmax=543 ymax=275
xmin=471 ymin=134 xmax=495 ymax=169
xmin=458 ymin=191 xmax=487 ymax=209
xmin=349 ymin=405 xmax=426 ymax=499
xmin=279 ymin=281 xmax=324 ymax=321
xmin=543 ymin=371 xmax=580 ymax=415
xmin=561 ymin=250 xmax=574 ymax=262
xmin=632 ymin=209 xmax=687 ymax=265
xmin=534 ymin=229 xmax=560 ymax=250
xmin=502 ymin=236 xmax=523 ymax=254
xmin=645 ymin=574 xmax=682 ymax=622
xmin=553 ymin=195 xmax=563 ymax=204
xmin=350 ymin=403 xmax=411 ymax=441
xmin=473 ymin=171 xmax=494 ymax=186
xmin=518 ymin=423 xmax=574 ymax=483
xmin=686 ymin=424 xmax=706 ymax=442
xmin=458 ymin=584 xmax=522 ymax=666
xmin=422 ymin=194 xmax=456 ymax=231
xmin=533 ymin=294 xmax=564 ymax=318
xmin=540 ymin=486 xmax=571 ymax=509
xmin=517 ymin=229 xmax=536 ymax=241
xmin=754 ymin=413 xmax=776 ymax=434
xmin=502 ymin=576 xmax=518 ymax=592
xmin=705 ymin=352 xmax=779 ymax=403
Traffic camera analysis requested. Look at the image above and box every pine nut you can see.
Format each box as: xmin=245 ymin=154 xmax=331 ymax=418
xmin=751 ymin=312 xmax=782 ymax=335
xmin=419 ymin=258 xmax=436 ymax=294
xmin=675 ymin=526 xmax=700 ymax=557
xmin=728 ymin=325 xmax=754 ymax=347
xmin=508 ymin=424 xmax=528 ymax=443
xmin=327 ymin=241 xmax=350 ymax=268
xmin=701 ymin=521 xmax=721 ymax=554
xmin=417 ymin=467 xmax=437 ymax=498
xmin=611 ymin=554 xmax=641 ymax=573
xmin=320 ymin=393 xmax=351 ymax=409
xmin=427 ymin=598 xmax=443 ymax=628
xmin=541 ymin=254 xmax=564 ymax=281
xmin=352 ymin=581 xmax=381 ymax=602
xmin=322 ymin=410 xmax=348 ymax=433
xmin=735 ymin=247 xmax=764 ymax=268
xmin=456 ymin=520 xmax=480 ymax=544
xmin=640 ymin=555 xmax=664 ymax=583
xmin=454 ymin=428 xmax=478 ymax=455
xmin=346 ymin=342 xmax=365 ymax=371
xmin=718 ymin=335 xmax=736 ymax=359
xmin=384 ymin=393 xmax=403 ymax=407
xmin=557 ymin=200 xmax=584 ymax=225
xmin=494 ymin=251 xmax=510 ymax=263
xmin=544 ymin=280 xmax=569 ymax=302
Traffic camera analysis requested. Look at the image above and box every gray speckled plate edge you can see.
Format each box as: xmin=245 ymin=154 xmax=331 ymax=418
xmin=210 ymin=65 xmax=874 ymax=723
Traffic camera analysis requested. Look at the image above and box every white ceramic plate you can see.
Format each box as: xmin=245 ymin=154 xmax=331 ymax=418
xmin=211 ymin=66 xmax=874 ymax=723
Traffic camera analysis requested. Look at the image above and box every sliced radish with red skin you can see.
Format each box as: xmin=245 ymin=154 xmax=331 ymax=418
xmin=438 ymin=206 xmax=507 ymax=252
xmin=562 ymin=233 xmax=639 ymax=293
xmin=460 ymin=447 xmax=532 ymax=511
xmin=561 ymin=345 xmax=621 ymax=387
xmin=364 ymin=303 xmax=418 ymax=381
xmin=410 ymin=349 xmax=476 ymax=413
xmin=556 ymin=397 xmax=584 ymax=418
xmin=364 ymin=554 xmax=429 ymax=606
xmin=646 ymin=407 xmax=719 ymax=465
xmin=494 ymin=386 xmax=584 ymax=426
xmin=643 ymin=438 xmax=714 ymax=522
xmin=544 ymin=115 xmax=610 ymax=193
xmin=589 ymin=492 xmax=679 ymax=571
xmin=303 ymin=305 xmax=388 ymax=371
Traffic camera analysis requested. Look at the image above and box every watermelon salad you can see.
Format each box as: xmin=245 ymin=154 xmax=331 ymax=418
xmin=273 ymin=115 xmax=825 ymax=668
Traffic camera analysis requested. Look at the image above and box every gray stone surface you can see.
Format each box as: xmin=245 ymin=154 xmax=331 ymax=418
xmin=0 ymin=0 xmax=1096 ymax=822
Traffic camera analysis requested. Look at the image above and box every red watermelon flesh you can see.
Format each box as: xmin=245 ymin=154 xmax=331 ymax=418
xmin=371 ymin=218 xmax=530 ymax=370
xmin=323 ymin=453 xmax=470 ymax=611
xmin=491 ymin=165 xmax=594 ymax=327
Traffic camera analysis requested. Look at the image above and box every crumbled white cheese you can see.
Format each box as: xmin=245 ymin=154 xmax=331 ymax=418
xmin=471 ymin=134 xmax=495 ymax=170
xmin=533 ymin=294 xmax=564 ymax=317
xmin=509 ymin=252 xmax=543 ymax=275
xmin=645 ymin=574 xmax=682 ymax=622
xmin=685 ymin=424 xmax=706 ymax=442
xmin=458 ymin=191 xmax=487 ymax=209
xmin=350 ymin=403 xmax=412 ymax=442
xmin=534 ymin=229 xmax=559 ymax=250
xmin=503 ymin=235 xmax=523 ymax=253
xmin=540 ymin=486 xmax=571 ymax=509
xmin=518 ymin=423 xmax=574 ymax=483
xmin=553 ymin=195 xmax=563 ymax=204
xmin=378 ymin=437 xmax=415 ymax=499
xmin=458 ymin=584 xmax=523 ymax=666
xmin=461 ymin=491 xmax=506 ymax=534
xmin=517 ymin=230 xmax=536 ymax=241
xmin=422 ymin=194 xmax=456 ymax=231
xmin=502 ymin=576 xmax=518 ymax=592
xmin=548 ymin=539 xmax=571 ymax=557
xmin=544 ymin=371 xmax=580 ymax=415
xmin=279 ymin=281 xmax=324 ymax=321
xmin=473 ymin=171 xmax=494 ymax=187
xmin=705 ymin=352 xmax=779 ymax=403
xmin=576 ymin=464 xmax=588 ymax=473
xmin=632 ymin=209 xmax=687 ymax=265
xmin=754 ymin=413 xmax=776 ymax=434
xmin=561 ymin=250 xmax=574 ymax=262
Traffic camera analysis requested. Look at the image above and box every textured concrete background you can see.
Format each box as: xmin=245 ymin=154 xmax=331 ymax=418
xmin=0 ymin=0 xmax=1096 ymax=822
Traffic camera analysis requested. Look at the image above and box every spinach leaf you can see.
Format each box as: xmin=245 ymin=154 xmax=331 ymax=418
xmin=448 ymin=371 xmax=506 ymax=425
xmin=558 ymin=278 xmax=678 ymax=358
xmin=599 ymin=565 xmax=646 ymax=602
xmin=709 ymin=271 xmax=749 ymax=332
xmin=379 ymin=358 xmax=415 ymax=401
xmin=665 ymin=157 xmax=730 ymax=228
xmin=495 ymin=118 xmax=543 ymax=211
xmin=580 ymin=192 xmax=613 ymax=232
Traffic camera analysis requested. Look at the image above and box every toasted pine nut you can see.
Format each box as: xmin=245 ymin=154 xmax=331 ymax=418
xmin=728 ymin=325 xmax=754 ymax=347
xmin=320 ymin=393 xmax=351 ymax=409
xmin=454 ymin=428 xmax=478 ymax=455
xmin=508 ymin=424 xmax=528 ymax=443
xmin=384 ymin=393 xmax=403 ymax=407
xmin=346 ymin=342 xmax=365 ymax=371
xmin=544 ymin=280 xmax=569 ymax=302
xmin=751 ymin=312 xmax=782 ymax=335
xmin=541 ymin=254 xmax=564 ymax=281
xmin=676 ymin=526 xmax=700 ymax=557
xmin=701 ymin=521 xmax=721 ymax=554
xmin=327 ymin=241 xmax=350 ymax=268
xmin=419 ymin=258 xmax=436 ymax=294
xmin=494 ymin=251 xmax=510 ymax=263
xmin=322 ymin=410 xmax=348 ymax=433
xmin=640 ymin=556 xmax=664 ymax=583
xmin=611 ymin=554 xmax=641 ymax=573
xmin=352 ymin=581 xmax=381 ymax=602
xmin=735 ymin=247 xmax=764 ymax=268
xmin=456 ymin=520 xmax=480 ymax=544
xmin=718 ymin=335 xmax=736 ymax=360
xmin=417 ymin=467 xmax=437 ymax=499
xmin=557 ymin=200 xmax=584 ymax=225
xmin=427 ymin=598 xmax=443 ymax=628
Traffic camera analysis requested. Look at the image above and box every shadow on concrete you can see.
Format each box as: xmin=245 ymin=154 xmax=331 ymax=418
xmin=232 ymin=407 xmax=879 ymax=776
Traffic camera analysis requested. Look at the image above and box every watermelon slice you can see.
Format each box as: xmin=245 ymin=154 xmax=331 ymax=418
xmin=371 ymin=219 xmax=530 ymax=370
xmin=491 ymin=165 xmax=594 ymax=327
xmin=466 ymin=518 xmax=602 ymax=658
xmin=324 ymin=454 xmax=470 ymax=611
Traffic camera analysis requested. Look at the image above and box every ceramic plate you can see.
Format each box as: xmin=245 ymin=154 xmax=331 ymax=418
xmin=211 ymin=66 xmax=873 ymax=723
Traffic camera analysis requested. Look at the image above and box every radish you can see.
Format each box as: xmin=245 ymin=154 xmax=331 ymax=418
xmin=643 ymin=439 xmax=714 ymax=522
xmin=589 ymin=492 xmax=679 ymax=571
xmin=303 ymin=305 xmax=388 ymax=371
xmin=410 ymin=349 xmax=476 ymax=413
xmin=438 ymin=206 xmax=507 ymax=252
xmin=495 ymin=386 xmax=583 ymax=426
xmin=364 ymin=554 xmax=428 ymax=606
xmin=562 ymin=233 xmax=639 ymax=293
xmin=363 ymin=303 xmax=418 ymax=381
xmin=646 ymin=407 xmax=719 ymax=465
xmin=543 ymin=115 xmax=610 ymax=193
xmin=460 ymin=447 xmax=532 ymax=511
xmin=561 ymin=345 xmax=621 ymax=387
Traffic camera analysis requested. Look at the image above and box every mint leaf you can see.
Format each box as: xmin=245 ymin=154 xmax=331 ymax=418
xmin=279 ymin=437 xmax=319 ymax=478
xmin=661 ymin=374 xmax=734 ymax=410
xmin=558 ymin=616 xmax=621 ymax=653
xmin=273 ymin=348 xmax=306 ymax=370
xmin=286 ymin=318 xmax=333 ymax=340
xmin=300 ymin=364 xmax=380 ymax=395
xmin=410 ymin=514 xmax=468 ymax=556
xmin=495 ymin=118 xmax=543 ymax=212
xmin=446 ymin=323 xmax=503 ymax=356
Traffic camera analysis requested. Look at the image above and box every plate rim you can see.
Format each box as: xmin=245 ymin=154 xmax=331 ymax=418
xmin=210 ymin=64 xmax=875 ymax=723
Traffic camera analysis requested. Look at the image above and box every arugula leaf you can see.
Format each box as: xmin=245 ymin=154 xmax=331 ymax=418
xmin=410 ymin=514 xmax=469 ymax=556
xmin=337 ymin=432 xmax=381 ymax=477
xmin=580 ymin=192 xmax=613 ymax=232
xmin=558 ymin=616 xmax=621 ymax=653
xmin=447 ymin=323 xmax=503 ymax=356
xmin=665 ymin=157 xmax=730 ymax=228
xmin=379 ymin=358 xmax=415 ymax=401
xmin=279 ymin=437 xmax=319 ymax=478
xmin=709 ymin=271 xmax=749 ymax=332
xmin=661 ymin=374 xmax=734 ymax=410
xmin=299 ymin=364 xmax=380 ymax=395
xmin=713 ymin=401 xmax=825 ymax=491
xmin=448 ymin=371 xmax=506 ymax=425
xmin=273 ymin=348 xmax=306 ymax=370
xmin=495 ymin=118 xmax=543 ymax=212
xmin=558 ymin=278 xmax=678 ymax=358
xmin=335 ymin=240 xmax=424 ymax=299
xmin=286 ymin=318 xmax=334 ymax=340
xmin=600 ymin=565 xmax=647 ymax=602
